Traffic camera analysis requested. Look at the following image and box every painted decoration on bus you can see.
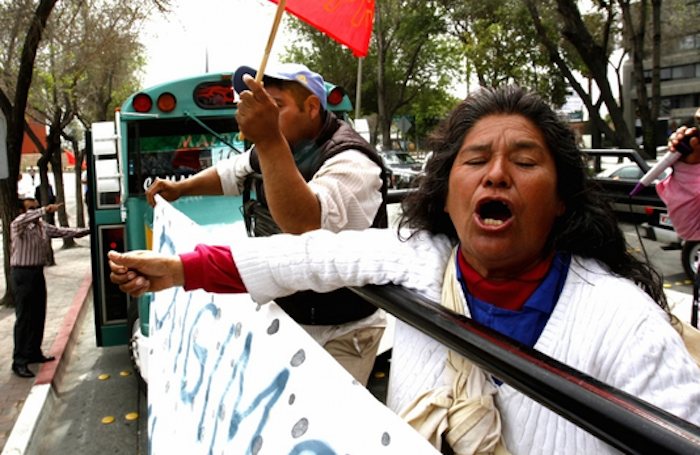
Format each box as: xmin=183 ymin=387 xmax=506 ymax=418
xmin=194 ymin=81 xmax=236 ymax=108
xmin=147 ymin=198 xmax=439 ymax=454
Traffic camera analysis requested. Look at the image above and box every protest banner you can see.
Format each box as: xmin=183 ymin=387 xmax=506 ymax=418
xmin=148 ymin=198 xmax=438 ymax=454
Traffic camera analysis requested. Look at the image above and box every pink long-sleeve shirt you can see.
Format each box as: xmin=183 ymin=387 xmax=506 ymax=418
xmin=656 ymin=161 xmax=700 ymax=241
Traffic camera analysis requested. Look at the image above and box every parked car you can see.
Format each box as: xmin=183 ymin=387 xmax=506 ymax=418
xmin=379 ymin=150 xmax=422 ymax=189
xmin=595 ymin=162 xmax=670 ymax=183
xmin=589 ymin=149 xmax=668 ymax=217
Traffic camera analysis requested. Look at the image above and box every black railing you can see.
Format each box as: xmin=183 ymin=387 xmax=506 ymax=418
xmin=584 ymin=148 xmax=652 ymax=173
xmin=585 ymin=148 xmax=666 ymax=212
xmin=351 ymin=284 xmax=700 ymax=454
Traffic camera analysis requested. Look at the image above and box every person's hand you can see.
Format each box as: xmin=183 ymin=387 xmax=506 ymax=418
xmin=669 ymin=126 xmax=700 ymax=164
xmin=235 ymin=74 xmax=284 ymax=147
xmin=46 ymin=202 xmax=64 ymax=213
xmin=146 ymin=178 xmax=182 ymax=207
xmin=108 ymin=250 xmax=184 ymax=297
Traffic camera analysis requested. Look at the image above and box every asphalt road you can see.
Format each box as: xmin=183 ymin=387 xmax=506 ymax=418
xmin=622 ymin=220 xmax=694 ymax=294
xmin=33 ymin=297 xmax=148 ymax=455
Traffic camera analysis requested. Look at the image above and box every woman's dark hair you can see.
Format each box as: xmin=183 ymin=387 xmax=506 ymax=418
xmin=399 ymin=85 xmax=668 ymax=309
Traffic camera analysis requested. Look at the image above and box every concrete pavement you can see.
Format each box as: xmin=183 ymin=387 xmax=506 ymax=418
xmin=0 ymin=238 xmax=92 ymax=454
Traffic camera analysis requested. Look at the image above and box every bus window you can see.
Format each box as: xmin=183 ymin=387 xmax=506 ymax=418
xmin=126 ymin=117 xmax=244 ymax=195
xmin=194 ymin=81 xmax=236 ymax=108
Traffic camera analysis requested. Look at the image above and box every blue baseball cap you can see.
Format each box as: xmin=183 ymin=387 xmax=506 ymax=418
xmin=233 ymin=63 xmax=327 ymax=110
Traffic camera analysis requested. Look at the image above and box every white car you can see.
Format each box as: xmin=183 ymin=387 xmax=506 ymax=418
xmin=595 ymin=162 xmax=671 ymax=182
xmin=593 ymin=161 xmax=670 ymax=216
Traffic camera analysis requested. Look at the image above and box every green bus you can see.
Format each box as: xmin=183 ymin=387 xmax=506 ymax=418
xmin=87 ymin=72 xmax=354 ymax=382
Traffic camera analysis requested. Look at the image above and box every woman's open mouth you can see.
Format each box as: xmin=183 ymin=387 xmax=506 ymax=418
xmin=478 ymin=200 xmax=513 ymax=226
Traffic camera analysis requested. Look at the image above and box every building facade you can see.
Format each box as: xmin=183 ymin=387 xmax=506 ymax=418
xmin=622 ymin=4 xmax=700 ymax=144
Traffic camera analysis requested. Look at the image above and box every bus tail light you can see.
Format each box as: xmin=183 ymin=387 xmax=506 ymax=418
xmin=157 ymin=93 xmax=177 ymax=112
xmin=132 ymin=93 xmax=153 ymax=113
xmin=327 ymin=86 xmax=345 ymax=106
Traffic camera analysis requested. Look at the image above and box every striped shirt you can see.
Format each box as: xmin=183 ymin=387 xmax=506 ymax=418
xmin=10 ymin=207 xmax=90 ymax=267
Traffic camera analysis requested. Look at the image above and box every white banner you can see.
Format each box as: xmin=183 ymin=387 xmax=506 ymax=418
xmin=148 ymin=198 xmax=438 ymax=454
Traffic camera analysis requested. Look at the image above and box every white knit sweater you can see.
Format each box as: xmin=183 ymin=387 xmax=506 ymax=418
xmin=233 ymin=228 xmax=700 ymax=454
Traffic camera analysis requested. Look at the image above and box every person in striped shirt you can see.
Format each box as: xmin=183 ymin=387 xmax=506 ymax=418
xmin=10 ymin=196 xmax=90 ymax=378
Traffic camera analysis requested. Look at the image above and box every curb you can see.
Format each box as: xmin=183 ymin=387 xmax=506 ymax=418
xmin=1 ymin=274 xmax=92 ymax=455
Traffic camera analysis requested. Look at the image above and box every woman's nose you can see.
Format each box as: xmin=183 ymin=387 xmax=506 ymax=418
xmin=484 ymin=158 xmax=511 ymax=188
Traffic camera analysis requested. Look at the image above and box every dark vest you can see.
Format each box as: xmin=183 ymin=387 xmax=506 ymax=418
xmin=243 ymin=112 xmax=388 ymax=325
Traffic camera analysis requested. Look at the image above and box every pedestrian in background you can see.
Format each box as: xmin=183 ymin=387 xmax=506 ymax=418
xmin=10 ymin=196 xmax=90 ymax=378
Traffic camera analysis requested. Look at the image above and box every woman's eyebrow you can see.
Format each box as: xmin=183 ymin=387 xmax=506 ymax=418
xmin=460 ymin=143 xmax=491 ymax=153
xmin=460 ymin=139 xmax=544 ymax=153
xmin=513 ymin=139 xmax=545 ymax=150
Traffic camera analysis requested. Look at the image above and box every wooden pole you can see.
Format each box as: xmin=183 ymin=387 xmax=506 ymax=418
xmin=355 ymin=57 xmax=363 ymax=120
xmin=256 ymin=0 xmax=286 ymax=82
xmin=240 ymin=0 xmax=286 ymax=141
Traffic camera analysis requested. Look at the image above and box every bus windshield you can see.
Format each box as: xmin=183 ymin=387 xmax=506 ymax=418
xmin=126 ymin=116 xmax=245 ymax=195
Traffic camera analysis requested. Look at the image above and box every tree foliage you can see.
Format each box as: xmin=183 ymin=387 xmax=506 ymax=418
xmin=441 ymin=0 xmax=568 ymax=106
xmin=283 ymin=0 xmax=460 ymax=149
xmin=282 ymin=0 xmax=692 ymax=158
xmin=28 ymin=0 xmax=155 ymax=235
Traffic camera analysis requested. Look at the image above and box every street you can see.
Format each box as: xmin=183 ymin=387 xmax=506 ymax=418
xmin=32 ymin=296 xmax=148 ymax=455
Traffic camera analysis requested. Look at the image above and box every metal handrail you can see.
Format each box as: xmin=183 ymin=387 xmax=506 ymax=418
xmin=583 ymin=148 xmax=651 ymax=173
xmin=350 ymin=284 xmax=700 ymax=454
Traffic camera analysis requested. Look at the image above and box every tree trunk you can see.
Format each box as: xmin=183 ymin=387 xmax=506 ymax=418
xmin=650 ymin=0 xmax=662 ymax=157
xmin=70 ymin=141 xmax=86 ymax=228
xmin=0 ymin=179 xmax=18 ymax=307
xmin=62 ymin=130 xmax=86 ymax=227
xmin=36 ymin=152 xmax=56 ymax=266
xmin=375 ymin=2 xmax=391 ymax=150
xmin=555 ymin=0 xmax=638 ymax=150
xmin=524 ymin=0 xmax=614 ymax=149
xmin=47 ymin=124 xmax=75 ymax=249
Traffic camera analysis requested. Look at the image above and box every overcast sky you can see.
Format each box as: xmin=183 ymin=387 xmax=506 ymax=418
xmin=140 ymin=0 xmax=290 ymax=88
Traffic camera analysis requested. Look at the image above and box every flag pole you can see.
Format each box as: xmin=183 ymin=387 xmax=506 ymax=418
xmin=240 ymin=0 xmax=286 ymax=141
xmin=256 ymin=0 xmax=287 ymax=82
xmin=355 ymin=57 xmax=363 ymax=120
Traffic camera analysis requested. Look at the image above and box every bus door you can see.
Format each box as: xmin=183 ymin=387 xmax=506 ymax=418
xmin=88 ymin=118 xmax=128 ymax=347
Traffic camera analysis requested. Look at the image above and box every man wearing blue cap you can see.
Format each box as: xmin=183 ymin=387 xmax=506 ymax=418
xmin=145 ymin=63 xmax=388 ymax=386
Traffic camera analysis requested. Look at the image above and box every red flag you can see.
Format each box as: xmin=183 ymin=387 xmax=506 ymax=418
xmin=269 ymin=0 xmax=375 ymax=57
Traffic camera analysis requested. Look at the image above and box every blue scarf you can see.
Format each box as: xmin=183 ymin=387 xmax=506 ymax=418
xmin=456 ymin=252 xmax=571 ymax=348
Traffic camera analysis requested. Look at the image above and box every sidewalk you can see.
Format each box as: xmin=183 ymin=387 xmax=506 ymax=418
xmin=0 ymin=238 xmax=92 ymax=453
